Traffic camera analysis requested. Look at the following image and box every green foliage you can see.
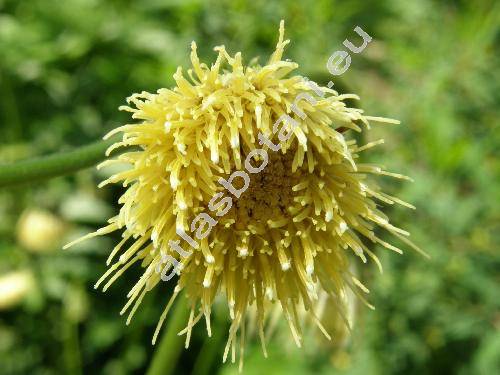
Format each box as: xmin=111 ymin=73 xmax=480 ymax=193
xmin=0 ymin=0 xmax=499 ymax=374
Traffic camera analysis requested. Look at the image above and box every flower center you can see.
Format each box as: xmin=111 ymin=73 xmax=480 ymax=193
xmin=233 ymin=148 xmax=301 ymax=230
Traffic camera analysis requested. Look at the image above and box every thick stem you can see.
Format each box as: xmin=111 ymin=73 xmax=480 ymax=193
xmin=0 ymin=138 xmax=117 ymax=188
xmin=146 ymin=300 xmax=189 ymax=375
xmin=192 ymin=314 xmax=227 ymax=375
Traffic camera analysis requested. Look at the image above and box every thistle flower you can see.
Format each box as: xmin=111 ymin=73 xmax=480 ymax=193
xmin=17 ymin=209 xmax=66 ymax=252
xmin=0 ymin=270 xmax=35 ymax=310
xmin=65 ymin=21 xmax=425 ymax=366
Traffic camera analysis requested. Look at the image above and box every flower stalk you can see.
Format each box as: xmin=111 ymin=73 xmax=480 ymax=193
xmin=0 ymin=138 xmax=118 ymax=188
xmin=146 ymin=299 xmax=190 ymax=375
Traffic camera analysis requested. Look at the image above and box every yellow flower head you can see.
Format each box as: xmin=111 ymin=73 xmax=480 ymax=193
xmin=66 ymin=21 xmax=425 ymax=365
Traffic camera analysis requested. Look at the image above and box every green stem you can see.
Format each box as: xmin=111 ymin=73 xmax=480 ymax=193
xmin=146 ymin=299 xmax=190 ymax=375
xmin=0 ymin=69 xmax=23 ymax=141
xmin=0 ymin=138 xmax=117 ymax=188
xmin=192 ymin=314 xmax=227 ymax=375
xmin=62 ymin=318 xmax=82 ymax=375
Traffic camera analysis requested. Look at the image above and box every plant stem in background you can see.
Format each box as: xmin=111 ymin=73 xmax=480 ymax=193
xmin=62 ymin=317 xmax=82 ymax=375
xmin=146 ymin=300 xmax=190 ymax=375
xmin=192 ymin=314 xmax=227 ymax=375
xmin=0 ymin=138 xmax=117 ymax=188
xmin=0 ymin=70 xmax=23 ymax=141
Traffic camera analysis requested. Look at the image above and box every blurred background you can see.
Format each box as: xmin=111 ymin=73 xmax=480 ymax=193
xmin=0 ymin=0 xmax=499 ymax=374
